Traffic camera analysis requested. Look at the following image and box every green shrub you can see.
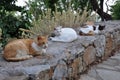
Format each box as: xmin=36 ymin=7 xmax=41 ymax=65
xmin=111 ymin=0 xmax=120 ymax=20
xmin=0 ymin=10 xmax=32 ymax=47
xmin=0 ymin=0 xmax=33 ymax=47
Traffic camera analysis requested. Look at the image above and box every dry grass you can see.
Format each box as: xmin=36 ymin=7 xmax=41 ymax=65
xmin=52 ymin=7 xmax=90 ymax=27
xmin=28 ymin=6 xmax=92 ymax=36
xmin=30 ymin=9 xmax=55 ymax=36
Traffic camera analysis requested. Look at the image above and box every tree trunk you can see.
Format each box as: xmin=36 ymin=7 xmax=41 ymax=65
xmin=100 ymin=0 xmax=104 ymax=11
xmin=90 ymin=0 xmax=112 ymax=21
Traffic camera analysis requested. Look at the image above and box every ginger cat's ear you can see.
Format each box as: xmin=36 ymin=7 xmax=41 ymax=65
xmin=37 ymin=36 xmax=42 ymax=40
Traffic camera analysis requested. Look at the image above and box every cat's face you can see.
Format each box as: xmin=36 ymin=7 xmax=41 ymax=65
xmin=53 ymin=26 xmax=62 ymax=36
xmin=93 ymin=25 xmax=105 ymax=31
xmin=98 ymin=25 xmax=105 ymax=30
xmin=37 ymin=35 xmax=48 ymax=48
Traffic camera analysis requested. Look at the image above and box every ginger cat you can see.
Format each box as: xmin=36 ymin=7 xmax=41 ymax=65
xmin=3 ymin=35 xmax=48 ymax=61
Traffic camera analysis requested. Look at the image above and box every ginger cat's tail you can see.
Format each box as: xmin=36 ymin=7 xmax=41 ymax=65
xmin=5 ymin=55 xmax=33 ymax=61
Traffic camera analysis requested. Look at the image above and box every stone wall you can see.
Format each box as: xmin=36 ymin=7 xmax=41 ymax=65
xmin=0 ymin=21 xmax=120 ymax=80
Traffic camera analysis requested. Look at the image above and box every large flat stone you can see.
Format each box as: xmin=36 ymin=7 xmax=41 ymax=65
xmin=96 ymin=64 xmax=117 ymax=70
xmin=79 ymin=75 xmax=96 ymax=80
xmin=110 ymin=54 xmax=120 ymax=60
xmin=5 ymin=75 xmax=28 ymax=80
xmin=94 ymin=35 xmax=106 ymax=57
xmin=97 ymin=69 xmax=120 ymax=80
xmin=83 ymin=46 xmax=96 ymax=65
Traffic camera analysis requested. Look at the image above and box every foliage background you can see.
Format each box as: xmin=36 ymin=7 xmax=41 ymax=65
xmin=0 ymin=0 xmax=32 ymax=47
xmin=111 ymin=0 xmax=120 ymax=20
xmin=0 ymin=0 xmax=119 ymax=47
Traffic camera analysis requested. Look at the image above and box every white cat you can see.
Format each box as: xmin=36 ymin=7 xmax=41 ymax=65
xmin=50 ymin=26 xmax=78 ymax=42
xmin=79 ymin=25 xmax=94 ymax=34
xmin=79 ymin=25 xmax=105 ymax=35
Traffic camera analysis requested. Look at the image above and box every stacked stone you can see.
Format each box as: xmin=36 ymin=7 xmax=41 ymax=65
xmin=0 ymin=21 xmax=120 ymax=80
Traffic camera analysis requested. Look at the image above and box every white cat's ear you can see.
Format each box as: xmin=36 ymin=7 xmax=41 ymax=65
xmin=58 ymin=26 xmax=62 ymax=29
xmin=56 ymin=26 xmax=62 ymax=31
xmin=54 ymin=26 xmax=62 ymax=30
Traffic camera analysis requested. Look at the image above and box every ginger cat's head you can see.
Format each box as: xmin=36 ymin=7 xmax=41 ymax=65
xmin=37 ymin=35 xmax=48 ymax=48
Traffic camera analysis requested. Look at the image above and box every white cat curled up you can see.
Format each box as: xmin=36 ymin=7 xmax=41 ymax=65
xmin=50 ymin=26 xmax=78 ymax=42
